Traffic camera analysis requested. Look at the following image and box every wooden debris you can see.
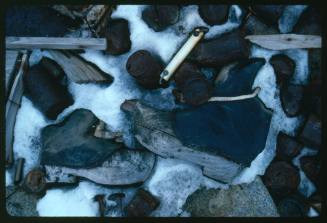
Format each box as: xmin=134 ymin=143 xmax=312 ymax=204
xmin=47 ymin=50 xmax=113 ymax=84
xmin=245 ymin=34 xmax=321 ymax=50
xmin=14 ymin=158 xmax=25 ymax=185
xmin=5 ymin=50 xmax=21 ymax=99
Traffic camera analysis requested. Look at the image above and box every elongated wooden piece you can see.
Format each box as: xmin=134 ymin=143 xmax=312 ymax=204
xmin=245 ymin=34 xmax=321 ymax=50
xmin=6 ymin=37 xmax=107 ymax=50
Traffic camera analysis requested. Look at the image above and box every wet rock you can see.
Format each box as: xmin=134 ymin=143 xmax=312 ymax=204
xmin=23 ymin=63 xmax=74 ymax=120
xmin=39 ymin=57 xmax=65 ymax=81
xmin=251 ymin=5 xmax=285 ymax=27
xmin=126 ymin=50 xmax=164 ymax=89
xmin=40 ymin=109 xmax=123 ymax=168
xmin=276 ymin=132 xmax=303 ymax=162
xmin=263 ymin=161 xmax=300 ymax=200
xmin=300 ymin=155 xmax=320 ymax=186
xmin=22 ymin=168 xmax=47 ymax=195
xmin=6 ymin=186 xmax=39 ymax=216
xmin=125 ymin=188 xmax=160 ymax=217
xmin=242 ymin=14 xmax=279 ymax=35
xmin=188 ymin=29 xmax=250 ymax=68
xmin=269 ymin=54 xmax=295 ymax=87
xmin=277 ymin=192 xmax=309 ymax=217
xmin=198 ymin=5 xmax=230 ymax=26
xmin=142 ymin=5 xmax=180 ymax=32
xmin=298 ymin=114 xmax=321 ymax=150
xmin=44 ymin=148 xmax=156 ymax=185
xmin=293 ymin=7 xmax=321 ymax=35
xmin=105 ymin=18 xmax=131 ymax=55
xmin=280 ymin=84 xmax=304 ymax=117
xmin=173 ymin=62 xmax=213 ymax=106
xmin=182 ymin=176 xmax=279 ymax=217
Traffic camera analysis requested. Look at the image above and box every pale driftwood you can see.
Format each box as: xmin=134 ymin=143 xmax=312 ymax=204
xmin=6 ymin=37 xmax=107 ymax=50
xmin=94 ymin=120 xmax=123 ymax=143
xmin=6 ymin=52 xmax=30 ymax=167
xmin=245 ymin=34 xmax=321 ymax=50
xmin=5 ymin=50 xmax=20 ymax=99
xmin=47 ymin=50 xmax=113 ymax=84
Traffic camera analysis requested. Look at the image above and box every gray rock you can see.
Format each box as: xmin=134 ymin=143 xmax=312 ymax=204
xmin=182 ymin=177 xmax=279 ymax=217
xmin=198 ymin=5 xmax=230 ymax=26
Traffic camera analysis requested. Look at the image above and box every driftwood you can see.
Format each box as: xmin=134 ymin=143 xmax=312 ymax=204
xmin=6 ymin=52 xmax=30 ymax=167
xmin=5 ymin=50 xmax=21 ymax=99
xmin=47 ymin=50 xmax=113 ymax=84
xmin=6 ymin=37 xmax=107 ymax=50
xmin=245 ymin=34 xmax=321 ymax=50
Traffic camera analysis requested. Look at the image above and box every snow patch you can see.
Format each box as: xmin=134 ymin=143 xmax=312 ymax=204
xmin=279 ymin=5 xmax=308 ymax=33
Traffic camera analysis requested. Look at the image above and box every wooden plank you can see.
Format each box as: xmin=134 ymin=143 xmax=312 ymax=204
xmin=5 ymin=50 xmax=21 ymax=99
xmin=245 ymin=34 xmax=321 ymax=50
xmin=6 ymin=37 xmax=107 ymax=50
xmin=6 ymin=52 xmax=30 ymax=167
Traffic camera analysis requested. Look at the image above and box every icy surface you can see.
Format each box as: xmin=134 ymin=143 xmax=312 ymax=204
xmin=279 ymin=5 xmax=308 ymax=33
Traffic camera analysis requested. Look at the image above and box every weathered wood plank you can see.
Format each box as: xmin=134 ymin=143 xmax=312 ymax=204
xmin=6 ymin=37 xmax=107 ymax=50
xmin=6 ymin=52 xmax=30 ymax=167
xmin=5 ymin=50 xmax=20 ymax=99
xmin=245 ymin=34 xmax=321 ymax=50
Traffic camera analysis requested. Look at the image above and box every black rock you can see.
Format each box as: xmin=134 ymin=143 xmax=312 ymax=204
xmin=300 ymin=155 xmax=320 ymax=186
xmin=198 ymin=5 xmax=230 ymax=26
xmin=105 ymin=18 xmax=131 ymax=55
xmin=39 ymin=57 xmax=65 ymax=81
xmin=142 ymin=5 xmax=180 ymax=32
xmin=293 ymin=7 xmax=321 ymax=35
xmin=308 ymin=49 xmax=321 ymax=81
xmin=126 ymin=50 xmax=164 ymax=89
xmin=188 ymin=29 xmax=250 ymax=68
xmin=269 ymin=54 xmax=295 ymax=87
xmin=276 ymin=132 xmax=303 ymax=162
xmin=23 ymin=64 xmax=74 ymax=120
xmin=125 ymin=188 xmax=160 ymax=216
xmin=251 ymin=5 xmax=285 ymax=27
xmin=280 ymin=84 xmax=304 ymax=117
xmin=40 ymin=109 xmax=123 ymax=168
xmin=263 ymin=161 xmax=300 ymax=200
xmin=303 ymin=78 xmax=321 ymax=118
xmin=298 ymin=114 xmax=321 ymax=150
xmin=277 ymin=192 xmax=309 ymax=217
xmin=242 ymin=14 xmax=279 ymax=35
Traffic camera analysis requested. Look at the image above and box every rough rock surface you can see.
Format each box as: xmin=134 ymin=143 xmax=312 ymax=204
xmin=298 ymin=114 xmax=321 ymax=150
xmin=182 ymin=177 xmax=279 ymax=217
xmin=269 ymin=54 xmax=295 ymax=87
xmin=277 ymin=192 xmax=309 ymax=217
xmin=276 ymin=132 xmax=302 ymax=162
xmin=293 ymin=7 xmax=321 ymax=35
xmin=280 ymin=84 xmax=304 ymax=117
xmin=242 ymin=14 xmax=279 ymax=35
xmin=105 ymin=18 xmax=131 ymax=55
xmin=251 ymin=5 xmax=285 ymax=27
xmin=198 ymin=5 xmax=230 ymax=26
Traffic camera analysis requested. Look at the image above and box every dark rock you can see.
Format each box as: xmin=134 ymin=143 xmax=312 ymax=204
xmin=293 ymin=7 xmax=321 ymax=35
xmin=269 ymin=54 xmax=295 ymax=87
xmin=142 ymin=5 xmax=180 ymax=32
xmin=298 ymin=114 xmax=321 ymax=150
xmin=5 ymin=6 xmax=81 ymax=37
xmin=276 ymin=132 xmax=302 ymax=162
xmin=280 ymin=84 xmax=304 ymax=117
xmin=242 ymin=14 xmax=279 ymax=35
xmin=126 ymin=50 xmax=164 ymax=89
xmin=251 ymin=5 xmax=285 ymax=27
xmin=303 ymin=78 xmax=321 ymax=118
xmin=22 ymin=168 xmax=47 ymax=195
xmin=23 ymin=64 xmax=74 ymax=120
xmin=173 ymin=62 xmax=213 ymax=106
xmin=300 ymin=155 xmax=320 ymax=186
xmin=277 ymin=192 xmax=309 ymax=217
xmin=198 ymin=5 xmax=230 ymax=26
xmin=308 ymin=193 xmax=321 ymax=213
xmin=39 ymin=57 xmax=65 ymax=81
xmin=125 ymin=188 xmax=159 ymax=217
xmin=40 ymin=109 xmax=123 ymax=168
xmin=188 ymin=29 xmax=250 ymax=68
xmin=308 ymin=49 xmax=321 ymax=80
xmin=182 ymin=177 xmax=279 ymax=217
xmin=263 ymin=161 xmax=300 ymax=200
xmin=106 ymin=193 xmax=125 ymax=217
xmin=105 ymin=18 xmax=131 ymax=55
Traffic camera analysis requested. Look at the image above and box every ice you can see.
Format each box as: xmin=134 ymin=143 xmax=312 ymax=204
xmin=279 ymin=5 xmax=308 ymax=33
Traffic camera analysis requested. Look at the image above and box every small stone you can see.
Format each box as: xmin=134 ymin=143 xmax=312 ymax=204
xmin=269 ymin=54 xmax=295 ymax=87
xmin=22 ymin=168 xmax=47 ymax=195
xmin=276 ymin=132 xmax=303 ymax=162
xmin=298 ymin=114 xmax=321 ymax=150
xmin=280 ymin=84 xmax=304 ymax=117
xmin=142 ymin=5 xmax=180 ymax=32
xmin=277 ymin=192 xmax=309 ymax=217
xmin=198 ymin=5 xmax=230 ymax=26
xmin=251 ymin=5 xmax=285 ymax=27
xmin=263 ymin=161 xmax=300 ymax=200
xmin=300 ymin=155 xmax=320 ymax=186
xmin=126 ymin=50 xmax=164 ymax=89
xmin=105 ymin=18 xmax=131 ymax=55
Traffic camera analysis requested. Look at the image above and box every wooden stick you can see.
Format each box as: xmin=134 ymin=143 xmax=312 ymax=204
xmin=6 ymin=37 xmax=107 ymax=50
xmin=245 ymin=34 xmax=321 ymax=50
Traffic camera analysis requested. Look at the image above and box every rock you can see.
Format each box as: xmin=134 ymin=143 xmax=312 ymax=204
xmin=280 ymin=84 xmax=304 ymax=117
xmin=39 ymin=57 xmax=65 ymax=81
xmin=293 ymin=7 xmax=321 ymax=35
xmin=251 ymin=5 xmax=285 ymax=27
xmin=269 ymin=54 xmax=295 ymax=87
xmin=6 ymin=186 xmax=39 ymax=216
xmin=198 ymin=5 xmax=230 ymax=26
xmin=126 ymin=50 xmax=164 ymax=89
xmin=263 ymin=161 xmax=300 ymax=200
xmin=23 ymin=63 xmax=74 ymax=120
xmin=106 ymin=193 xmax=125 ymax=217
xmin=298 ymin=114 xmax=321 ymax=150
xmin=22 ymin=168 xmax=47 ymax=195
xmin=303 ymin=77 xmax=321 ymax=118
xmin=173 ymin=62 xmax=213 ymax=106
xmin=308 ymin=193 xmax=321 ymax=213
xmin=44 ymin=148 xmax=156 ymax=185
xmin=94 ymin=194 xmax=106 ymax=217
xmin=105 ymin=18 xmax=131 ymax=55
xmin=188 ymin=29 xmax=250 ymax=68
xmin=125 ymin=188 xmax=160 ymax=217
xmin=300 ymin=155 xmax=320 ymax=186
xmin=242 ymin=14 xmax=279 ymax=35
xmin=182 ymin=176 xmax=279 ymax=217
xmin=40 ymin=109 xmax=123 ymax=168
xmin=308 ymin=49 xmax=321 ymax=80
xmin=277 ymin=192 xmax=309 ymax=217
xmin=276 ymin=132 xmax=303 ymax=162
xmin=142 ymin=5 xmax=180 ymax=32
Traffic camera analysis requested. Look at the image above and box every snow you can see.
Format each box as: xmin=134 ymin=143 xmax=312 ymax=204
xmin=308 ymin=207 xmax=319 ymax=217
xmin=279 ymin=5 xmax=308 ymax=33
xmin=6 ymin=171 xmax=13 ymax=186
